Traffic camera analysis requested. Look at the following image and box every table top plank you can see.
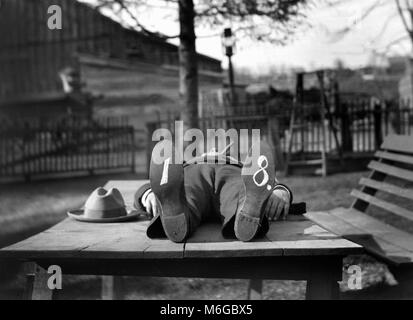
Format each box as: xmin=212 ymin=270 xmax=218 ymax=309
xmin=184 ymin=223 xmax=284 ymax=258
xmin=2 ymin=219 xmax=150 ymax=259
xmin=265 ymin=217 xmax=341 ymax=242
xmin=0 ymin=180 xmax=362 ymax=260
xmin=264 ymin=216 xmax=361 ymax=256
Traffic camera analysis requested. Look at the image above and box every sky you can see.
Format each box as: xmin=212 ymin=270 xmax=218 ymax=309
xmin=88 ymin=0 xmax=413 ymax=73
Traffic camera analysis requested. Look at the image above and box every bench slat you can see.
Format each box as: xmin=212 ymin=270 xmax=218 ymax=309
xmin=306 ymin=210 xmax=413 ymax=264
xmin=351 ymin=189 xmax=413 ymax=222
xmin=375 ymin=151 xmax=413 ymax=165
xmin=359 ymin=177 xmax=413 ymax=200
xmin=307 ymin=135 xmax=413 ymax=265
xmin=368 ymin=161 xmax=413 ymax=182
xmin=329 ymin=207 xmax=413 ymax=252
xmin=381 ymin=135 xmax=413 ymax=154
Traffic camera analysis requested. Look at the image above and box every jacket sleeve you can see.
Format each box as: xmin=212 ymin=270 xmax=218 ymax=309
xmin=133 ymin=183 xmax=151 ymax=211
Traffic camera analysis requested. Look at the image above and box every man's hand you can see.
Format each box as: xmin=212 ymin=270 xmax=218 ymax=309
xmin=264 ymin=188 xmax=291 ymax=221
xmin=143 ymin=192 xmax=162 ymax=218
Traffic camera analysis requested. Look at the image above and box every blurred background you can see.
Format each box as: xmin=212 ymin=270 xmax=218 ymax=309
xmin=0 ymin=0 xmax=412 ymax=299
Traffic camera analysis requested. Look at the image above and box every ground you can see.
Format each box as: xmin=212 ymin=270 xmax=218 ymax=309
xmin=0 ymin=171 xmax=406 ymax=299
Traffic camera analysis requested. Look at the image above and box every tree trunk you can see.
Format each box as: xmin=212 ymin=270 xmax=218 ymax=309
xmin=178 ymin=0 xmax=199 ymax=129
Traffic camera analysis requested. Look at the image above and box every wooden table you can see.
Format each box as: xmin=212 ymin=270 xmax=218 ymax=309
xmin=0 ymin=180 xmax=363 ymax=300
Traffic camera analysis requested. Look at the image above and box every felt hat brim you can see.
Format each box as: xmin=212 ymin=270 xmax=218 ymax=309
xmin=67 ymin=209 xmax=141 ymax=223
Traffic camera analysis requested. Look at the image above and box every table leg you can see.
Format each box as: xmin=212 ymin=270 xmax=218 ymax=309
xmin=388 ymin=265 xmax=413 ymax=299
xmin=305 ymin=262 xmax=341 ymax=300
xmin=24 ymin=263 xmax=58 ymax=300
xmin=101 ymin=276 xmax=124 ymax=300
xmin=23 ymin=263 xmax=35 ymax=300
xmin=247 ymin=279 xmax=263 ymax=300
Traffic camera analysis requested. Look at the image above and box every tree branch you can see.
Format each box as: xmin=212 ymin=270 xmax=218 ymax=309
xmin=92 ymin=0 xmax=309 ymax=44
xmin=396 ymin=0 xmax=413 ymax=36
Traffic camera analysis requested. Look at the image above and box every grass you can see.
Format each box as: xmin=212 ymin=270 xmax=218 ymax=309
xmin=0 ymin=171 xmax=409 ymax=299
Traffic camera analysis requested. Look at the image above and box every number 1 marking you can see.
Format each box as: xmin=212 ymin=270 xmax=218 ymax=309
xmin=160 ymin=157 xmax=171 ymax=185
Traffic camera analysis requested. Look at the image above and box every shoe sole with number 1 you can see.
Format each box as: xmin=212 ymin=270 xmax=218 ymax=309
xmin=150 ymin=158 xmax=190 ymax=243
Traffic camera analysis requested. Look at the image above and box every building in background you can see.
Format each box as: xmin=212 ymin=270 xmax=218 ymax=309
xmin=338 ymin=56 xmax=406 ymax=101
xmin=0 ymin=0 xmax=223 ymax=127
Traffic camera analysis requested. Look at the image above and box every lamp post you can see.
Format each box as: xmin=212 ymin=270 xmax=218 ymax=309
xmin=222 ymin=27 xmax=236 ymax=105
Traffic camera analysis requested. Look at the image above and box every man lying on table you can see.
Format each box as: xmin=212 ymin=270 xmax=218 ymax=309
xmin=134 ymin=141 xmax=293 ymax=243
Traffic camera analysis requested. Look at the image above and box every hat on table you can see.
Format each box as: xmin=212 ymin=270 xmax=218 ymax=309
xmin=68 ymin=187 xmax=139 ymax=223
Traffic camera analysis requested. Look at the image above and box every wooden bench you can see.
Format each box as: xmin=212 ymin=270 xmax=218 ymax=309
xmin=0 ymin=181 xmax=362 ymax=300
xmin=307 ymin=134 xmax=413 ymax=296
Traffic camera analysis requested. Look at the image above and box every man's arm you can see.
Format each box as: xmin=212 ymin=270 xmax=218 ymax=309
xmin=134 ymin=183 xmax=151 ymax=211
xmin=265 ymin=183 xmax=293 ymax=221
xmin=273 ymin=184 xmax=293 ymax=204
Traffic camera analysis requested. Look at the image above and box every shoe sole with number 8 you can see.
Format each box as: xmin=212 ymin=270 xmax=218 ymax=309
xmin=235 ymin=142 xmax=276 ymax=242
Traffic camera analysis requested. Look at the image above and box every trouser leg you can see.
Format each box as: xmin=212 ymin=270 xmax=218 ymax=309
xmin=215 ymin=164 xmax=270 ymax=239
xmin=146 ymin=163 xmax=216 ymax=239
xmin=184 ymin=164 xmax=217 ymax=230
xmin=147 ymin=162 xmax=269 ymax=239
xmin=214 ymin=165 xmax=242 ymax=238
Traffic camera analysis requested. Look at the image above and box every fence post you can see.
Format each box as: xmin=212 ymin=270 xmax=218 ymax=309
xmin=106 ymin=118 xmax=110 ymax=169
xmin=268 ymin=116 xmax=285 ymax=172
xmin=146 ymin=122 xmax=157 ymax=178
xmin=131 ymin=127 xmax=136 ymax=174
xmin=342 ymin=101 xmax=353 ymax=153
xmin=390 ymin=100 xmax=402 ymax=134
xmin=373 ymin=102 xmax=383 ymax=150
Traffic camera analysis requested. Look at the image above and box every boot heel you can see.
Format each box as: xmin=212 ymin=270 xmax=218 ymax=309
xmin=161 ymin=213 xmax=189 ymax=243
xmin=234 ymin=213 xmax=261 ymax=242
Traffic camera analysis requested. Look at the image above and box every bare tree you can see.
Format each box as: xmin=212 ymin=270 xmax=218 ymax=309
xmin=91 ymin=0 xmax=309 ymax=128
xmin=395 ymin=0 xmax=413 ymax=43
xmin=326 ymin=0 xmax=413 ymax=57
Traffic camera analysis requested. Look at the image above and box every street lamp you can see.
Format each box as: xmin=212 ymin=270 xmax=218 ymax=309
xmin=222 ymin=27 xmax=236 ymax=105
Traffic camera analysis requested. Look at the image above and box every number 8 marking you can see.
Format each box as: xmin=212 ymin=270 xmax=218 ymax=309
xmin=253 ymin=155 xmax=269 ymax=187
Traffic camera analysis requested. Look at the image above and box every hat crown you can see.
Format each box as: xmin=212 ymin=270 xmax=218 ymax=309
xmin=84 ymin=187 xmax=127 ymax=219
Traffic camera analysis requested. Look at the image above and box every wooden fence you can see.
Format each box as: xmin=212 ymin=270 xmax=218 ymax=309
xmin=146 ymin=111 xmax=286 ymax=171
xmin=146 ymin=100 xmax=413 ymax=168
xmin=0 ymin=116 xmax=135 ymax=182
xmin=286 ymin=100 xmax=413 ymax=155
